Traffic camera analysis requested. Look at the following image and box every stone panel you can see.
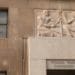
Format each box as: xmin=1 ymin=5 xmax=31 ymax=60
xmin=35 ymin=9 xmax=75 ymax=37
xmin=28 ymin=37 xmax=75 ymax=59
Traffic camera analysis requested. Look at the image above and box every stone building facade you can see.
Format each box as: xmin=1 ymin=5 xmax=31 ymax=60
xmin=27 ymin=0 xmax=75 ymax=75
xmin=0 ymin=0 xmax=75 ymax=75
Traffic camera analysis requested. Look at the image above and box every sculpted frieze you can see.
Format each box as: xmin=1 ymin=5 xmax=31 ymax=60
xmin=35 ymin=9 xmax=75 ymax=37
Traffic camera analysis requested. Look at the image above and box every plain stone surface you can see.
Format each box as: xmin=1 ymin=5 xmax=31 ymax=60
xmin=28 ymin=37 xmax=75 ymax=59
xmin=28 ymin=37 xmax=75 ymax=75
xmin=29 ymin=59 xmax=46 ymax=75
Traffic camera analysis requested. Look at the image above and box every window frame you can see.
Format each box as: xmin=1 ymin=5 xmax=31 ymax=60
xmin=0 ymin=8 xmax=8 ymax=38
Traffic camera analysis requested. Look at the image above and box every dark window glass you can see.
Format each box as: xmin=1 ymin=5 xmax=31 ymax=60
xmin=0 ymin=71 xmax=7 ymax=75
xmin=47 ymin=70 xmax=75 ymax=75
xmin=0 ymin=9 xmax=8 ymax=38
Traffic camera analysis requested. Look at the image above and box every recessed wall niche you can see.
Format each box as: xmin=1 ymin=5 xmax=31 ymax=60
xmin=35 ymin=9 xmax=75 ymax=37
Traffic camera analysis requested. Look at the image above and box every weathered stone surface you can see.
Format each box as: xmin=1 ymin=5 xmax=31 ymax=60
xmin=0 ymin=0 xmax=75 ymax=75
xmin=35 ymin=10 xmax=75 ymax=37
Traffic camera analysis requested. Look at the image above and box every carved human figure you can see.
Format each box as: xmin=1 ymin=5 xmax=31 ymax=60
xmin=36 ymin=10 xmax=62 ymax=37
xmin=38 ymin=10 xmax=61 ymax=29
xmin=62 ymin=11 xmax=75 ymax=37
xmin=37 ymin=10 xmax=52 ymax=29
xmin=36 ymin=10 xmax=75 ymax=37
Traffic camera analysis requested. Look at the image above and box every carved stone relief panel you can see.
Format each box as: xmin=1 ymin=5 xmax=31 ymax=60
xmin=35 ymin=9 xmax=75 ymax=37
xmin=62 ymin=11 xmax=75 ymax=37
xmin=35 ymin=10 xmax=62 ymax=37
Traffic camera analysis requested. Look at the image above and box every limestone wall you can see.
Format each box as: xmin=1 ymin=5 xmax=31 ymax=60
xmin=0 ymin=0 xmax=75 ymax=75
xmin=28 ymin=37 xmax=75 ymax=75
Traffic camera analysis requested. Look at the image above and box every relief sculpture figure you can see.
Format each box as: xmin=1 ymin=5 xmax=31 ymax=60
xmin=36 ymin=10 xmax=62 ymax=37
xmin=35 ymin=9 xmax=75 ymax=37
xmin=62 ymin=11 xmax=75 ymax=37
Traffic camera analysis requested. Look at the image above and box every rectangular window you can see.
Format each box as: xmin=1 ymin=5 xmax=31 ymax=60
xmin=0 ymin=71 xmax=7 ymax=75
xmin=47 ymin=70 xmax=75 ymax=75
xmin=47 ymin=60 xmax=75 ymax=75
xmin=0 ymin=9 xmax=8 ymax=38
